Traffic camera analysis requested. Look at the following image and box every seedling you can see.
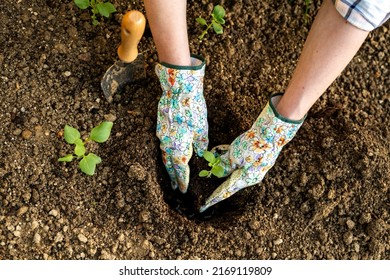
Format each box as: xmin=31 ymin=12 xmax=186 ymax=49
xmin=196 ymin=5 xmax=226 ymax=40
xmin=199 ymin=151 xmax=225 ymax=178
xmin=303 ymin=0 xmax=312 ymax=24
xmin=58 ymin=121 xmax=113 ymax=175
xmin=288 ymin=0 xmax=312 ymax=24
xmin=74 ymin=0 xmax=116 ymax=26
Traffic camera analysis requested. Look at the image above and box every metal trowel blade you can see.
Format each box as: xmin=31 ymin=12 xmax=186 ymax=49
xmin=101 ymin=54 xmax=145 ymax=103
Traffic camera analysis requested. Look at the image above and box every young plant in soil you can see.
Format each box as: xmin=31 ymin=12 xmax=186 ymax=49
xmin=288 ymin=0 xmax=312 ymax=24
xmin=303 ymin=0 xmax=312 ymax=23
xmin=196 ymin=5 xmax=226 ymax=40
xmin=74 ymin=0 xmax=116 ymax=26
xmin=199 ymin=151 xmax=225 ymax=178
xmin=58 ymin=121 xmax=113 ymax=175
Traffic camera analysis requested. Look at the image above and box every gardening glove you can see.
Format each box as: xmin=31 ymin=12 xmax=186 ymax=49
xmin=199 ymin=93 xmax=305 ymax=212
xmin=156 ymin=55 xmax=209 ymax=193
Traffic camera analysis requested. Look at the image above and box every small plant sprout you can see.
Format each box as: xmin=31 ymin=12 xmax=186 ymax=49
xmin=288 ymin=0 xmax=312 ymax=24
xmin=196 ymin=5 xmax=226 ymax=40
xmin=58 ymin=121 xmax=113 ymax=175
xmin=303 ymin=0 xmax=312 ymax=24
xmin=74 ymin=0 xmax=116 ymax=26
xmin=199 ymin=151 xmax=225 ymax=178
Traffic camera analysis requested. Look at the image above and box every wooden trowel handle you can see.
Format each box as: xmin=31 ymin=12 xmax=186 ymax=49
xmin=117 ymin=10 xmax=146 ymax=63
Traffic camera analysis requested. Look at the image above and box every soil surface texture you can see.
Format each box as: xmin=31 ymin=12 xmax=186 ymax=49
xmin=0 ymin=0 xmax=389 ymax=260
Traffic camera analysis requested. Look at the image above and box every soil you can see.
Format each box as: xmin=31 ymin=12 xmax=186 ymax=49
xmin=0 ymin=0 xmax=389 ymax=260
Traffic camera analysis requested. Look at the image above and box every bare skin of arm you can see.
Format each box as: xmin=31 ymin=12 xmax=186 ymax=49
xmin=143 ymin=0 xmax=191 ymax=66
xmin=276 ymin=0 xmax=369 ymax=120
xmin=144 ymin=0 xmax=369 ymax=118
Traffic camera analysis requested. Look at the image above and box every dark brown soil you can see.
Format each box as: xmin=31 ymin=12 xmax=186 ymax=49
xmin=0 ymin=0 xmax=389 ymax=260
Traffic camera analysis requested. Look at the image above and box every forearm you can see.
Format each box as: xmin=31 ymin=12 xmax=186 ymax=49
xmin=276 ymin=0 xmax=369 ymax=120
xmin=144 ymin=0 xmax=191 ymax=66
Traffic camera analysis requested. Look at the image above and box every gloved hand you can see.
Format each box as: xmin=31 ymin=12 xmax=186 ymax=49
xmin=199 ymin=93 xmax=305 ymax=212
xmin=156 ymin=55 xmax=209 ymax=193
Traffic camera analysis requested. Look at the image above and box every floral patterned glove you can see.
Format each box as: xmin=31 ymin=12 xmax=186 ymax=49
xmin=199 ymin=93 xmax=305 ymax=212
xmin=156 ymin=55 xmax=209 ymax=193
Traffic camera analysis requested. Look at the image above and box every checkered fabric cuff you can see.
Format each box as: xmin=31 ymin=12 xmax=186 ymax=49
xmin=334 ymin=0 xmax=390 ymax=31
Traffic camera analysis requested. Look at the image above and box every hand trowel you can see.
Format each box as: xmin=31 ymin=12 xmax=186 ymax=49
xmin=101 ymin=10 xmax=146 ymax=103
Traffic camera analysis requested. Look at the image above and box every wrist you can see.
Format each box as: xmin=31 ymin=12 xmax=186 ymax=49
xmin=275 ymin=103 xmax=307 ymax=121
xmin=159 ymin=54 xmax=205 ymax=70
xmin=270 ymin=93 xmax=306 ymax=123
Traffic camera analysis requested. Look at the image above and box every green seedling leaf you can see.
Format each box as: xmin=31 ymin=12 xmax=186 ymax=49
xmin=59 ymin=120 xmax=111 ymax=175
xmin=196 ymin=17 xmax=207 ymax=26
xmin=89 ymin=121 xmax=113 ymax=143
xmin=104 ymin=2 xmax=116 ymax=13
xmin=64 ymin=125 xmax=81 ymax=144
xmin=96 ymin=3 xmax=108 ymax=17
xmin=212 ymin=22 xmax=223 ymax=34
xmin=213 ymin=5 xmax=226 ymax=19
xmin=199 ymin=170 xmax=210 ymax=177
xmin=74 ymin=0 xmax=116 ymax=26
xmin=79 ymin=153 xmax=102 ymax=175
xmin=203 ymin=150 xmax=216 ymax=163
xmin=196 ymin=4 xmax=226 ymax=40
xmin=216 ymin=17 xmax=225 ymax=24
xmin=58 ymin=154 xmax=74 ymax=162
xmin=97 ymin=2 xmax=116 ymax=18
xmin=198 ymin=149 xmax=225 ymax=178
xmin=211 ymin=165 xmax=225 ymax=178
xmin=74 ymin=138 xmax=86 ymax=157
xmin=74 ymin=0 xmax=90 ymax=10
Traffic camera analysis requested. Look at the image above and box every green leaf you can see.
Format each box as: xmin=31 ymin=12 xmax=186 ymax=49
xmin=74 ymin=138 xmax=86 ymax=157
xmin=212 ymin=5 xmax=226 ymax=19
xmin=89 ymin=121 xmax=113 ymax=143
xmin=58 ymin=154 xmax=74 ymax=162
xmin=97 ymin=2 xmax=116 ymax=18
xmin=203 ymin=150 xmax=215 ymax=163
xmin=64 ymin=125 xmax=81 ymax=144
xmin=79 ymin=153 xmax=101 ymax=175
xmin=199 ymin=170 xmax=210 ymax=177
xmin=212 ymin=22 xmax=223 ymax=34
xmin=196 ymin=17 xmax=207 ymax=26
xmin=74 ymin=0 xmax=90 ymax=10
xmin=211 ymin=165 xmax=225 ymax=178
xmin=216 ymin=17 xmax=225 ymax=24
xmin=104 ymin=2 xmax=116 ymax=13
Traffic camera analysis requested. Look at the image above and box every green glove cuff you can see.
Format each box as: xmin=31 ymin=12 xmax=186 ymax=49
xmin=159 ymin=54 xmax=206 ymax=71
xmin=269 ymin=93 xmax=306 ymax=124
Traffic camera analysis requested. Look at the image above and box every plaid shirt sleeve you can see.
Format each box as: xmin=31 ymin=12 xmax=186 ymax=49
xmin=334 ymin=0 xmax=390 ymax=31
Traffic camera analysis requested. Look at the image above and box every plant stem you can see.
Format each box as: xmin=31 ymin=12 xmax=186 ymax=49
xmin=199 ymin=23 xmax=213 ymax=40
